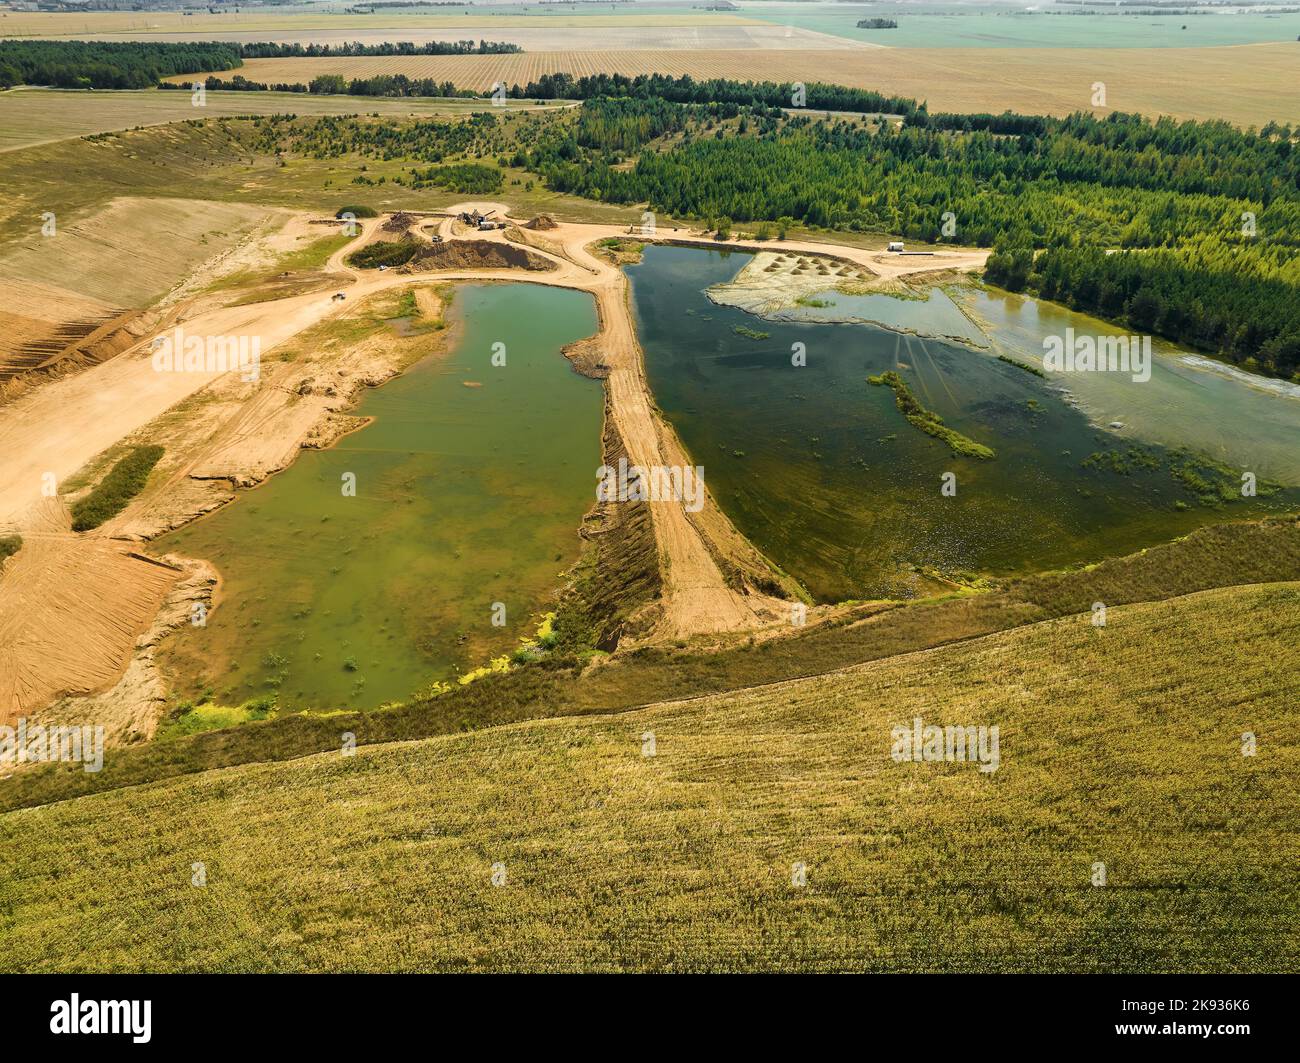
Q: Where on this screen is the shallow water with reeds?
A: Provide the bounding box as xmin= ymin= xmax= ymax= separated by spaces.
xmin=630 ymin=245 xmax=1300 ymax=602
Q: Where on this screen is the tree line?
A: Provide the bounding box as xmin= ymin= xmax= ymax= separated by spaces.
xmin=236 ymin=40 xmax=521 ymax=58
xmin=526 ymin=101 xmax=1299 ymax=376
xmin=0 ymin=40 xmax=243 ymax=90
xmin=0 ymin=39 xmax=519 ymax=90
xmin=503 ymin=72 xmax=922 ymax=118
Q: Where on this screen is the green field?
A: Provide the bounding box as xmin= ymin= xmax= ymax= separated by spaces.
xmin=0 ymin=87 xmax=571 ymax=153
xmin=2 ymin=580 xmax=1295 ymax=972
xmin=747 ymin=4 xmax=1300 ymax=48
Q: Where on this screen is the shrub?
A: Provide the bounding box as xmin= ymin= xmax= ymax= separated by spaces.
xmin=70 ymin=446 xmax=165 ymax=531
xmin=346 ymin=238 xmax=421 ymax=269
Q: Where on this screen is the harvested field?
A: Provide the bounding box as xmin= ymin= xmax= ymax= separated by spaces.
xmin=172 ymin=42 xmax=1300 ymax=127
xmin=46 ymin=23 xmax=868 ymax=52
xmin=0 ymin=11 xmax=760 ymax=37
xmin=0 ymin=196 xmax=281 ymax=308
xmin=1 ymin=581 xmax=1295 ymax=972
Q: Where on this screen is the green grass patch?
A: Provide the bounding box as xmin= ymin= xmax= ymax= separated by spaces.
xmin=69 ymin=445 xmax=164 ymax=531
xmin=867 ymin=371 xmax=995 ymax=459
xmin=406 ymin=163 xmax=502 ymax=195
xmin=335 ymin=204 xmax=377 ymax=218
xmin=996 ymin=354 xmax=1045 ymax=378
xmin=733 ymin=325 xmax=770 ymax=341
xmin=156 ymin=695 xmax=278 ymax=742
xmin=347 ymin=237 xmax=421 ymax=270
xmin=276 ymin=231 xmax=353 ymax=272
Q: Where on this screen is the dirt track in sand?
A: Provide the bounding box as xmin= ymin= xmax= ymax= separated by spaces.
xmin=0 ymin=208 xmax=986 ymax=718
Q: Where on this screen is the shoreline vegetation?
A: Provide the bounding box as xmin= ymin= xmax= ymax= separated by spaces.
xmin=997 ymin=354 xmax=1047 ymax=378
xmin=867 ymin=371 xmax=996 ymax=459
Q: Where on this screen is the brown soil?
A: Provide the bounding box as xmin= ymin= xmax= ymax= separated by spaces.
xmin=0 ymin=526 xmax=180 ymax=724
xmin=402 ymin=238 xmax=557 ymax=273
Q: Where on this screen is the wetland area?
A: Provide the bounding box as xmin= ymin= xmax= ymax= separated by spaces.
xmin=632 ymin=245 xmax=1300 ymax=601
xmin=154 ymin=245 xmax=1300 ymax=713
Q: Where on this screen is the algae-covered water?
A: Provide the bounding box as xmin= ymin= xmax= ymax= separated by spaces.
xmin=157 ymin=283 xmax=601 ymax=711
xmin=630 ymin=245 xmax=1300 ymax=602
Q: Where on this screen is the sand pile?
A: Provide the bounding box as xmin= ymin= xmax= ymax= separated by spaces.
xmin=383 ymin=211 xmax=420 ymax=234
xmin=526 ymin=214 xmax=559 ymax=231
xmin=403 ymin=239 xmax=557 ymax=273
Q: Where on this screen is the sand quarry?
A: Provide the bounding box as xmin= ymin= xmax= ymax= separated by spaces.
xmin=0 ymin=201 xmax=986 ymax=743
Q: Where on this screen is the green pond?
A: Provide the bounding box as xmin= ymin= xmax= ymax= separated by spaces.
xmin=629 ymin=245 xmax=1300 ymax=603
xmin=157 ymin=283 xmax=601 ymax=711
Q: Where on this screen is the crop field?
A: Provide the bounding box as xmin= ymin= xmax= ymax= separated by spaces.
xmin=745 ymin=6 xmax=1300 ymax=50
xmin=0 ymin=88 xmax=572 ymax=153
xmin=9 ymin=5 xmax=1300 ymax=50
xmin=0 ymin=196 xmax=277 ymax=308
xmin=1 ymin=582 xmax=1296 ymax=972
xmin=0 ymin=10 xmax=758 ymax=39
xmin=172 ymin=42 xmax=1300 ymax=127
xmin=27 ymin=23 xmax=866 ymax=52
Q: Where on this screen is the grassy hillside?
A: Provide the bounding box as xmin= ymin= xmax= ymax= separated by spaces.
xmin=2 ymin=581 xmax=1296 ymax=973
xmin=3 ymin=515 xmax=1296 ymax=814
xmin=0 ymin=113 xmax=639 ymax=253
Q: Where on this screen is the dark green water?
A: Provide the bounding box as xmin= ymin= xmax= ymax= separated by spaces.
xmin=630 ymin=245 xmax=1299 ymax=602
xmin=158 ymin=283 xmax=601 ymax=710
